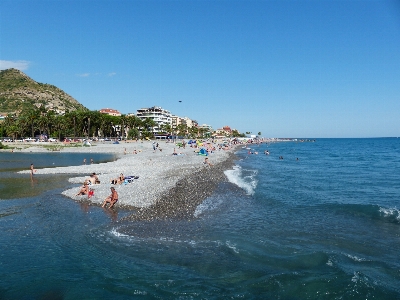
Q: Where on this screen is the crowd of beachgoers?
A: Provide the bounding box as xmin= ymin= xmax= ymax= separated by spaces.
xmin=12 ymin=138 xmax=267 ymax=218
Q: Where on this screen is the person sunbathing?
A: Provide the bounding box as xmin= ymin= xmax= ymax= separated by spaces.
xmin=84 ymin=172 xmax=100 ymax=185
xmin=75 ymin=182 xmax=89 ymax=196
xmin=102 ymin=187 xmax=118 ymax=209
xmin=110 ymin=173 xmax=125 ymax=185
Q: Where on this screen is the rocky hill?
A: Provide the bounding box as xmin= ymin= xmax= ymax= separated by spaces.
xmin=0 ymin=68 xmax=87 ymax=114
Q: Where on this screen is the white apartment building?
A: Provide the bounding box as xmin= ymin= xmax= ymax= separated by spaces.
xmin=136 ymin=106 xmax=172 ymax=134
xmin=198 ymin=124 xmax=213 ymax=132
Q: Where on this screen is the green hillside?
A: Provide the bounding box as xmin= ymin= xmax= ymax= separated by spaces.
xmin=0 ymin=68 xmax=87 ymax=114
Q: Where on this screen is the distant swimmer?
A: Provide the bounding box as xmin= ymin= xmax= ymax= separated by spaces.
xmin=279 ymin=156 xmax=284 ymax=160
xmin=264 ymin=150 xmax=270 ymax=155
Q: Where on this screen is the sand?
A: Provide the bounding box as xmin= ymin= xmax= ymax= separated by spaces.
xmin=15 ymin=140 xmax=239 ymax=219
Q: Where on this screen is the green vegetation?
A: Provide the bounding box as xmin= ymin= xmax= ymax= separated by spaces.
xmin=0 ymin=105 xmax=222 ymax=141
xmin=0 ymin=68 xmax=245 ymax=140
xmin=0 ymin=68 xmax=87 ymax=114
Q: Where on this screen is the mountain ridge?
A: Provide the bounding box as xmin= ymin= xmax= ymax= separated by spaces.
xmin=0 ymin=68 xmax=87 ymax=114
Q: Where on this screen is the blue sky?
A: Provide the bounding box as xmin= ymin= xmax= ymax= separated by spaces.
xmin=1 ymin=0 xmax=399 ymax=138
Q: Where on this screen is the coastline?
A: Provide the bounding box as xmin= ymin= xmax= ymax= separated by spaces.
xmin=14 ymin=140 xmax=240 ymax=217
xmin=122 ymin=151 xmax=238 ymax=221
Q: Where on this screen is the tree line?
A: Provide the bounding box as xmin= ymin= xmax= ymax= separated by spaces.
xmin=0 ymin=106 xmax=243 ymax=141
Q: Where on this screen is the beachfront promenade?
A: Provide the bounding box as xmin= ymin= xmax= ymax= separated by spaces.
xmin=15 ymin=140 xmax=239 ymax=218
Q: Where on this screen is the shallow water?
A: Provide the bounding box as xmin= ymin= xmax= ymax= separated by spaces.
xmin=1 ymin=139 xmax=400 ymax=299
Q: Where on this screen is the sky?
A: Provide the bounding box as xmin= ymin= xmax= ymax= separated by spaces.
xmin=1 ymin=0 xmax=400 ymax=138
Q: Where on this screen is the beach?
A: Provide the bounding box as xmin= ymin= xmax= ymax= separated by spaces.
xmin=15 ymin=140 xmax=238 ymax=218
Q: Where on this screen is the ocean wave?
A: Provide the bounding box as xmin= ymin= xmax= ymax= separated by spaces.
xmin=326 ymin=203 xmax=400 ymax=224
xmin=194 ymin=196 xmax=223 ymax=217
xmin=379 ymin=207 xmax=400 ymax=222
xmin=224 ymin=165 xmax=258 ymax=195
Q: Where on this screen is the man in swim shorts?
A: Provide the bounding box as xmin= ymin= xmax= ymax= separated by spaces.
xmin=102 ymin=187 xmax=118 ymax=209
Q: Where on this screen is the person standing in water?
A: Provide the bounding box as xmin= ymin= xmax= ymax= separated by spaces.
xmin=30 ymin=163 xmax=35 ymax=176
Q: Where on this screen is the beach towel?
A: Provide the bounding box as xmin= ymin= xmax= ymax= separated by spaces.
xmin=124 ymin=176 xmax=139 ymax=184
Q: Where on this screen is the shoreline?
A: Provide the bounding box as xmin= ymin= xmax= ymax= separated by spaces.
xmin=14 ymin=140 xmax=241 ymax=217
xmin=122 ymin=151 xmax=238 ymax=221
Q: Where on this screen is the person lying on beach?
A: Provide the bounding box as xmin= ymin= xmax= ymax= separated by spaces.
xmin=110 ymin=173 xmax=125 ymax=185
xmin=102 ymin=187 xmax=118 ymax=209
xmin=75 ymin=182 xmax=89 ymax=196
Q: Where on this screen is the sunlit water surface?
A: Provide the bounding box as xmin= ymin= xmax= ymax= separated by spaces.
xmin=0 ymin=139 xmax=399 ymax=299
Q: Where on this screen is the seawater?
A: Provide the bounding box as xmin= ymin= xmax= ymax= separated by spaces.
xmin=0 ymin=139 xmax=399 ymax=299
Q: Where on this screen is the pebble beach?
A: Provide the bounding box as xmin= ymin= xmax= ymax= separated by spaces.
xmin=16 ymin=140 xmax=238 ymax=219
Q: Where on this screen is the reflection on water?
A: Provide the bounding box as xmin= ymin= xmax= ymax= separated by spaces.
xmin=102 ymin=207 xmax=118 ymax=222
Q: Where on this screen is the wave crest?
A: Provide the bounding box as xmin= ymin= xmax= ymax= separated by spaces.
xmin=224 ymin=165 xmax=257 ymax=195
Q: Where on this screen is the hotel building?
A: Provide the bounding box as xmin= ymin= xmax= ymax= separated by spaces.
xmin=136 ymin=106 xmax=172 ymax=134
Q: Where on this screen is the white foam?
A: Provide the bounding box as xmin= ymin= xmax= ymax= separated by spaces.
xmin=379 ymin=207 xmax=400 ymax=220
xmin=224 ymin=165 xmax=257 ymax=195
xmin=344 ymin=253 xmax=368 ymax=262
xmin=225 ymin=240 xmax=239 ymax=253
xmin=110 ymin=227 xmax=130 ymax=238
xmin=194 ymin=196 xmax=223 ymax=217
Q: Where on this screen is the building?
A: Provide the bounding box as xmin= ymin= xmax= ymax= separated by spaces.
xmin=99 ymin=108 xmax=121 ymax=116
xmin=172 ymin=116 xmax=196 ymax=128
xmin=136 ymin=106 xmax=172 ymax=134
xmin=214 ymin=125 xmax=233 ymax=137
xmin=198 ymin=124 xmax=213 ymax=132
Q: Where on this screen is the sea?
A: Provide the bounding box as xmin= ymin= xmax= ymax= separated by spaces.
xmin=0 ymin=138 xmax=399 ymax=299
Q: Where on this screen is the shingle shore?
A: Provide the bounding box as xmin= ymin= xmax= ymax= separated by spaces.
xmin=16 ymin=141 xmax=239 ymax=217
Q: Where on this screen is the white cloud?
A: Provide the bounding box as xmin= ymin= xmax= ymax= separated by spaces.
xmin=76 ymin=72 xmax=116 ymax=77
xmin=77 ymin=73 xmax=90 ymax=77
xmin=0 ymin=60 xmax=30 ymax=70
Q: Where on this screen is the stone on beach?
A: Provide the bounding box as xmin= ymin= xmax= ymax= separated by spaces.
xmin=17 ymin=141 xmax=237 ymax=217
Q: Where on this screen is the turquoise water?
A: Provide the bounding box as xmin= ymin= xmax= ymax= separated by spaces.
xmin=0 ymin=139 xmax=399 ymax=299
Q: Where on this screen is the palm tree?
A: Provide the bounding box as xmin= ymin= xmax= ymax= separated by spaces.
xmin=53 ymin=114 xmax=67 ymax=140
xmin=45 ymin=110 xmax=56 ymax=137
xmin=6 ymin=125 xmax=20 ymax=141
xmin=119 ymin=114 xmax=127 ymax=140
xmin=142 ymin=118 xmax=157 ymax=137
xmin=24 ymin=108 xmax=40 ymax=138
xmin=176 ymin=123 xmax=187 ymax=138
